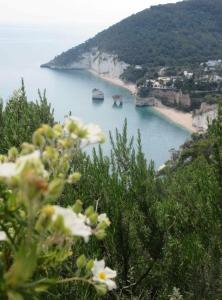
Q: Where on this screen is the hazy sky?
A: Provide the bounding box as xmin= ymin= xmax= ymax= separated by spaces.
xmin=0 ymin=0 xmax=180 ymax=30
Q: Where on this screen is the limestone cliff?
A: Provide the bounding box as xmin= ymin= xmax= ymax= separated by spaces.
xmin=135 ymin=97 xmax=160 ymax=107
xmin=42 ymin=49 xmax=129 ymax=80
xmin=192 ymin=103 xmax=217 ymax=131
xmin=136 ymin=89 xmax=191 ymax=109
xmin=152 ymin=89 xmax=191 ymax=109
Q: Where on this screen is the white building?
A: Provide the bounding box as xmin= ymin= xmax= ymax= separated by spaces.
xmin=184 ymin=71 xmax=193 ymax=79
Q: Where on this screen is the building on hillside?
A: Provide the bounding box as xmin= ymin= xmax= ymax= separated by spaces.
xmin=201 ymin=59 xmax=222 ymax=70
xmin=212 ymin=74 xmax=222 ymax=82
xmin=184 ymin=71 xmax=193 ymax=79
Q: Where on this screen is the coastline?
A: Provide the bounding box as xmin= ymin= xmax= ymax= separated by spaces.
xmin=89 ymin=69 xmax=137 ymax=94
xmin=89 ymin=69 xmax=196 ymax=133
xmin=154 ymin=106 xmax=196 ymax=133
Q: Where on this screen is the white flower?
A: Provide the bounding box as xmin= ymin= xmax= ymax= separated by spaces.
xmin=64 ymin=117 xmax=83 ymax=129
xmin=16 ymin=151 xmax=46 ymax=176
xmin=0 ymin=231 xmax=7 ymax=241
xmin=85 ymin=123 xmax=105 ymax=144
xmin=17 ymin=150 xmax=40 ymax=163
xmin=64 ymin=117 xmax=105 ymax=146
xmin=0 ymin=163 xmax=17 ymax=178
xmin=92 ymin=260 xmax=117 ymax=290
xmin=98 ymin=213 xmax=111 ymax=226
xmin=0 ymin=150 xmax=47 ymax=180
xmin=51 ymin=206 xmax=92 ymax=242
xmin=64 ymin=117 xmax=84 ymax=138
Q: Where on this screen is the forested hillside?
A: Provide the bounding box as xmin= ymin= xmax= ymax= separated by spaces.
xmin=46 ymin=0 xmax=222 ymax=67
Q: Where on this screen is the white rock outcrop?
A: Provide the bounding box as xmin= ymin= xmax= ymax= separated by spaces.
xmin=192 ymin=103 xmax=217 ymax=131
xmin=52 ymin=49 xmax=129 ymax=80
xmin=90 ymin=51 xmax=129 ymax=79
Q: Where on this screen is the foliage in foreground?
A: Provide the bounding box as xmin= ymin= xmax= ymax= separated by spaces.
xmin=1 ymin=86 xmax=222 ymax=299
xmin=0 ymin=117 xmax=116 ymax=299
xmin=0 ymin=80 xmax=54 ymax=153
xmin=50 ymin=114 xmax=222 ymax=300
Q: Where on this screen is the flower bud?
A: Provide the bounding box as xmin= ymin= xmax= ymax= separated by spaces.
xmin=68 ymin=172 xmax=81 ymax=184
xmin=95 ymin=284 xmax=107 ymax=296
xmin=95 ymin=229 xmax=106 ymax=240
xmin=98 ymin=214 xmax=111 ymax=228
xmin=32 ymin=131 xmax=45 ymax=147
xmin=77 ymin=128 xmax=88 ymax=138
xmin=36 ymin=205 xmax=55 ymax=230
xmin=58 ymin=138 xmax=74 ymax=149
xmin=0 ymin=155 xmax=7 ymax=163
xmin=43 ymin=146 xmax=59 ymax=161
xmin=47 ymin=179 xmax=64 ymax=199
xmin=61 ymin=160 xmax=69 ymax=174
xmin=21 ymin=143 xmax=35 ymax=155
xmin=8 ymin=147 xmax=18 ymax=161
xmin=36 ymin=127 xmax=44 ymax=135
xmin=42 ymin=205 xmax=55 ymax=217
xmin=97 ymin=221 xmax=109 ymax=230
xmin=53 ymin=215 xmax=65 ymax=231
xmin=53 ymin=124 xmax=63 ymax=137
xmin=86 ymin=259 xmax=94 ymax=271
xmin=42 ymin=124 xmax=54 ymax=139
xmin=76 ymin=254 xmax=86 ymax=269
xmin=66 ymin=121 xmax=78 ymax=133
xmin=73 ymin=200 xmax=83 ymax=214
xmin=85 ymin=206 xmax=94 ymax=217
xmin=89 ymin=213 xmax=98 ymax=225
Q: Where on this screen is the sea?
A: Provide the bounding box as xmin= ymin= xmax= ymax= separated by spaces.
xmin=0 ymin=24 xmax=190 ymax=167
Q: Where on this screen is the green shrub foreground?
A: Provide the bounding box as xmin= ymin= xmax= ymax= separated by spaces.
xmin=1 ymin=84 xmax=222 ymax=299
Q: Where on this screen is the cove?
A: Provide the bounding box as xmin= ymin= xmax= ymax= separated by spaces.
xmin=0 ymin=25 xmax=190 ymax=167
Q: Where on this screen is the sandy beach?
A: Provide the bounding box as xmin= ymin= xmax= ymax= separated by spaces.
xmin=89 ymin=69 xmax=196 ymax=132
xmin=154 ymin=106 xmax=196 ymax=132
xmin=89 ymin=69 xmax=137 ymax=94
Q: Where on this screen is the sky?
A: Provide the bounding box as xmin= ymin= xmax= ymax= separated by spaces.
xmin=0 ymin=0 xmax=181 ymax=45
xmin=0 ymin=0 xmax=180 ymax=30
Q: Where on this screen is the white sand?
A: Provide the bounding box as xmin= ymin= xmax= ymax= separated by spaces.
xmin=89 ymin=69 xmax=196 ymax=132
xmin=89 ymin=69 xmax=137 ymax=94
xmin=154 ymin=106 xmax=196 ymax=132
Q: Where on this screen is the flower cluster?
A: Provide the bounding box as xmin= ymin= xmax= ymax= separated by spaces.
xmin=0 ymin=117 xmax=116 ymax=298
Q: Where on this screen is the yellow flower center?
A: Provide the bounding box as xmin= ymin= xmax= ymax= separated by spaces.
xmin=42 ymin=205 xmax=55 ymax=217
xmin=99 ymin=272 xmax=106 ymax=280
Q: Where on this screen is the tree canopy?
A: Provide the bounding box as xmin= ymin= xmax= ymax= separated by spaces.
xmin=46 ymin=0 xmax=222 ymax=68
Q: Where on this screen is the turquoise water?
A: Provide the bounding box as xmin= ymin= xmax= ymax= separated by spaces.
xmin=0 ymin=25 xmax=190 ymax=167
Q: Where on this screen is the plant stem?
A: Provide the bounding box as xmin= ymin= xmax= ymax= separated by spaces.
xmin=56 ymin=277 xmax=91 ymax=285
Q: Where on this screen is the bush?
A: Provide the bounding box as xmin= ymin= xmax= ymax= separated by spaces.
xmin=0 ymin=117 xmax=116 ymax=299
xmin=0 ymin=80 xmax=54 ymax=153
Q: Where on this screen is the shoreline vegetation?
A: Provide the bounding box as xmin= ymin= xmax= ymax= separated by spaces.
xmin=89 ymin=69 xmax=197 ymax=133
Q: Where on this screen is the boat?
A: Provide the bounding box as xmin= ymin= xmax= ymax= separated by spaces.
xmin=92 ymin=88 xmax=104 ymax=100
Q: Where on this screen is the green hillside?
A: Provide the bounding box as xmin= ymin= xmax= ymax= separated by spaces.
xmin=44 ymin=0 xmax=222 ymax=68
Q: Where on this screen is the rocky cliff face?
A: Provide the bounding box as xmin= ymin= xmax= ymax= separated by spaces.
xmin=136 ymin=89 xmax=191 ymax=109
xmin=192 ymin=103 xmax=217 ymax=131
xmin=43 ymin=49 xmax=129 ymax=80
xmin=152 ymin=89 xmax=191 ymax=109
xmin=90 ymin=51 xmax=129 ymax=79
xmin=135 ymin=97 xmax=161 ymax=107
